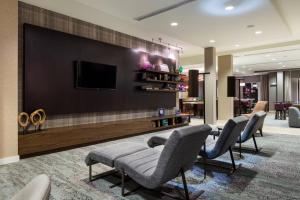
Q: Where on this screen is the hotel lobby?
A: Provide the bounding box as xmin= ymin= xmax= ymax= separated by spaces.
xmin=1 ymin=0 xmax=300 ymax=200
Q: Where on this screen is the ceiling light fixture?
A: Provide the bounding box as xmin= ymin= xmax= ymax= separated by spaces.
xmin=255 ymin=30 xmax=262 ymax=35
xmin=265 ymin=54 xmax=270 ymax=57
xmin=225 ymin=5 xmax=235 ymax=11
xmin=282 ymin=65 xmax=286 ymax=68
xmin=170 ymin=22 xmax=178 ymax=27
xmin=235 ymin=44 xmax=240 ymax=47
xmin=209 ymin=39 xmax=216 ymax=43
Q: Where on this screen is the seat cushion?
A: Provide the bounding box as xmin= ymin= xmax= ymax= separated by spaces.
xmin=85 ymin=142 xmax=148 ymax=167
xmin=114 ymin=148 xmax=161 ymax=188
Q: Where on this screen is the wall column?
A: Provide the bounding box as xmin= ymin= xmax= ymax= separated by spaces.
xmin=277 ymin=71 xmax=284 ymax=102
xmin=0 ymin=0 xmax=19 ymax=164
xmin=204 ymin=47 xmax=217 ymax=124
xmin=218 ymin=55 xmax=234 ymax=120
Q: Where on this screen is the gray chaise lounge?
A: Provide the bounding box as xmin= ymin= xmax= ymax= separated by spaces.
xmin=236 ymin=111 xmax=266 ymax=154
xmin=85 ymin=125 xmax=211 ymax=199
xmin=148 ymin=116 xmax=248 ymax=172
xmin=199 ymin=116 xmax=248 ymax=172
xmin=288 ymin=107 xmax=300 ymax=128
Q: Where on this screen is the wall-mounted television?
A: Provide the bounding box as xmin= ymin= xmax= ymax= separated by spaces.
xmin=75 ymin=61 xmax=117 ymax=89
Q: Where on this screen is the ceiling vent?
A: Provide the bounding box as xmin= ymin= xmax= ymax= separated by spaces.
xmin=134 ymin=0 xmax=197 ymax=21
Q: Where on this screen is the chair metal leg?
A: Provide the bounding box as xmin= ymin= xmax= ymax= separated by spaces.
xmin=229 ymin=147 xmax=236 ymax=171
xmin=89 ymin=165 xmax=92 ymax=182
xmin=252 ymin=135 xmax=259 ymax=153
xmin=121 ymin=170 xmax=125 ymax=196
xmin=88 ymin=165 xmax=117 ymax=182
xmin=259 ymin=128 xmax=263 ymax=137
xmin=180 ymin=169 xmax=190 ymax=200
xmin=239 ymin=134 xmax=242 ymax=158
xmin=203 ymin=158 xmax=207 ymax=179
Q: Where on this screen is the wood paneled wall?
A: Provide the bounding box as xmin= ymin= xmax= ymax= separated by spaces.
xmin=18 ymin=2 xmax=177 ymax=130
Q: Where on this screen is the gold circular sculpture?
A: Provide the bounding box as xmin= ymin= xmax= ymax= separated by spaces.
xmin=30 ymin=110 xmax=42 ymax=126
xmin=36 ymin=109 xmax=46 ymax=125
xmin=18 ymin=112 xmax=30 ymax=128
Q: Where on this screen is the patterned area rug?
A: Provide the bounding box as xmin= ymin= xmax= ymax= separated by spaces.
xmin=1 ymin=128 xmax=300 ymax=200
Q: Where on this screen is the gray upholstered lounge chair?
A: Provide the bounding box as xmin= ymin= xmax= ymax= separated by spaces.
xmin=236 ymin=111 xmax=266 ymax=154
xmin=114 ymin=125 xmax=211 ymax=199
xmin=199 ymin=116 xmax=248 ymax=172
xmin=11 ymin=174 xmax=51 ymax=200
xmin=288 ymin=107 xmax=300 ymax=128
xmin=256 ymin=112 xmax=267 ymax=136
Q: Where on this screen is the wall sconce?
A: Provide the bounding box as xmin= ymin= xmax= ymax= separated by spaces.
xmin=240 ymin=82 xmax=246 ymax=87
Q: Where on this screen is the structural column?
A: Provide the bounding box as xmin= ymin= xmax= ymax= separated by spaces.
xmin=218 ymin=55 xmax=234 ymax=120
xmin=204 ymin=47 xmax=217 ymax=124
xmin=0 ymin=0 xmax=18 ymax=164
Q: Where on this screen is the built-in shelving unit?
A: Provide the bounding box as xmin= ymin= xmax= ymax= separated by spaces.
xmin=18 ymin=115 xmax=189 ymax=157
xmin=137 ymin=69 xmax=185 ymax=93
xmin=140 ymin=88 xmax=179 ymax=93
xmin=151 ymin=114 xmax=189 ymax=129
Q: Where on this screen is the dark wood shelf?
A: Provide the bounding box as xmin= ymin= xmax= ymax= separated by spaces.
xmin=150 ymin=114 xmax=188 ymax=121
xmin=154 ymin=122 xmax=189 ymax=130
xmin=151 ymin=114 xmax=189 ymax=129
xmin=138 ymin=69 xmax=182 ymax=76
xmin=141 ymin=88 xmax=179 ymax=93
xmin=142 ymin=78 xmax=184 ymax=84
xmin=19 ymin=116 xmax=189 ymax=157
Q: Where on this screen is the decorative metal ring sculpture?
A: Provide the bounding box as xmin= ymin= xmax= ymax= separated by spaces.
xmin=30 ymin=110 xmax=42 ymax=126
xmin=36 ymin=109 xmax=46 ymax=125
xmin=18 ymin=112 xmax=30 ymax=128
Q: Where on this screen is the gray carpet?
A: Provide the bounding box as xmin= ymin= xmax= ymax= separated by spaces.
xmin=264 ymin=114 xmax=290 ymax=128
xmin=1 ymin=127 xmax=300 ymax=200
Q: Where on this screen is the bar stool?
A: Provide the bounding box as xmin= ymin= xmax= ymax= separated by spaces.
xmin=275 ymin=103 xmax=285 ymax=120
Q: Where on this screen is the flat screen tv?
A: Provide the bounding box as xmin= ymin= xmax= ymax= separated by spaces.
xmin=75 ymin=61 xmax=117 ymax=89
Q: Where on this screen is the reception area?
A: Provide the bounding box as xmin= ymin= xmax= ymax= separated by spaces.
xmin=1 ymin=0 xmax=300 ymax=200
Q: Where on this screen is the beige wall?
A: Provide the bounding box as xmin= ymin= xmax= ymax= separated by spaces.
xmin=180 ymin=54 xmax=204 ymax=66
xmin=218 ymin=55 xmax=234 ymax=120
xmin=0 ymin=0 xmax=18 ymax=160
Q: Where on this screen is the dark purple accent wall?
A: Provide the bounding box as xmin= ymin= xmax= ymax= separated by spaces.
xmin=24 ymin=24 xmax=176 ymax=115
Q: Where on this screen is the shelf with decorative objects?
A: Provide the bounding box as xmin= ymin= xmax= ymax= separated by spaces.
xmin=151 ymin=114 xmax=190 ymax=129
xmin=136 ymin=69 xmax=186 ymax=93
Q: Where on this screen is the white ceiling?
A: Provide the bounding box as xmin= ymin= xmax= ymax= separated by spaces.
xmin=20 ymin=0 xmax=300 ymax=73
xmin=20 ymin=0 xmax=300 ymax=57
xmin=234 ymin=44 xmax=300 ymax=75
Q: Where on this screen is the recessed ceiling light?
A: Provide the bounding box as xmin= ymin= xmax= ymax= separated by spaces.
xmin=255 ymin=30 xmax=263 ymax=35
xmin=225 ymin=5 xmax=235 ymax=11
xmin=282 ymin=65 xmax=286 ymax=68
xmin=170 ymin=22 xmax=178 ymax=27
xmin=265 ymin=54 xmax=270 ymax=57
xmin=235 ymin=44 xmax=240 ymax=47
xmin=271 ymin=58 xmax=277 ymax=61
xmin=209 ymin=39 xmax=216 ymax=43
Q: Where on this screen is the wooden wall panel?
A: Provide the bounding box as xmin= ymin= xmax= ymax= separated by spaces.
xmin=18 ymin=2 xmax=177 ymax=130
